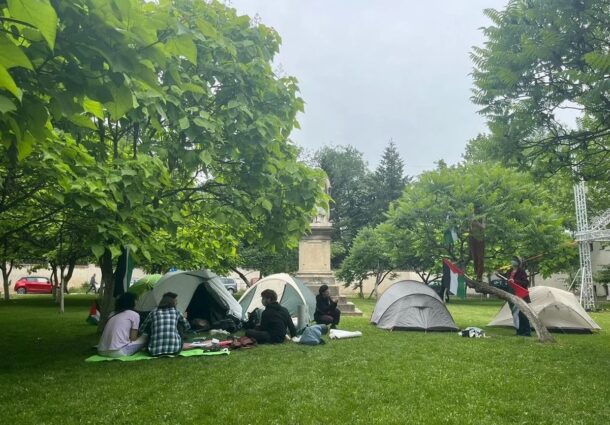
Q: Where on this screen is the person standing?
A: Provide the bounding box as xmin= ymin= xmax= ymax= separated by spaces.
xmin=245 ymin=289 xmax=296 ymax=344
xmin=86 ymin=274 xmax=98 ymax=294
xmin=507 ymin=256 xmax=531 ymax=337
xmin=314 ymin=284 xmax=341 ymax=328
xmin=139 ymin=292 xmax=190 ymax=356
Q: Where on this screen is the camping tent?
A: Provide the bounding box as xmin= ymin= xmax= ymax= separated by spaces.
xmin=132 ymin=270 xmax=242 ymax=322
xmin=238 ymin=273 xmax=316 ymax=322
xmin=371 ymin=280 xmax=458 ymax=331
xmin=488 ymin=286 xmax=601 ymax=333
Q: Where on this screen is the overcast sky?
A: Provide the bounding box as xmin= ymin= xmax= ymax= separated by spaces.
xmin=229 ymin=1 xmax=508 ymax=174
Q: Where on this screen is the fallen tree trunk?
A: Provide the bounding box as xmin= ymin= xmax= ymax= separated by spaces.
xmin=463 ymin=276 xmax=555 ymax=343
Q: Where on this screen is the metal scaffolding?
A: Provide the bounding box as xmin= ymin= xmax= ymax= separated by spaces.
xmin=573 ymin=181 xmax=610 ymax=311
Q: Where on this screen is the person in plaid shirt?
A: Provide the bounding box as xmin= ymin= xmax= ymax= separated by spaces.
xmin=139 ymin=292 xmax=190 ymax=356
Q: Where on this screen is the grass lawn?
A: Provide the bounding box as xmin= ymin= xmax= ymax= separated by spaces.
xmin=1 ymin=295 xmax=609 ymax=425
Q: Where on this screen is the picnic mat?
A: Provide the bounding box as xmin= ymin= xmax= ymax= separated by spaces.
xmin=86 ymin=348 xmax=230 ymax=362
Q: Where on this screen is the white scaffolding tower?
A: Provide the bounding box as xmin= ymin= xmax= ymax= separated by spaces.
xmin=573 ymin=181 xmax=610 ymax=310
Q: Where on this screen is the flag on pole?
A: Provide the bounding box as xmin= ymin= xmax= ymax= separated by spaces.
xmin=442 ymin=258 xmax=466 ymax=298
xmin=443 ymin=228 xmax=458 ymax=246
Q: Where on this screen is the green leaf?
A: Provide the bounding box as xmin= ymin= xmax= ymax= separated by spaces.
xmin=0 ymin=64 xmax=22 ymax=100
xmin=8 ymin=0 xmax=58 ymax=49
xmin=83 ymin=97 xmax=104 ymax=119
xmin=165 ymin=34 xmax=197 ymax=64
xmin=67 ymin=114 xmax=97 ymax=130
xmin=260 ymin=198 xmax=273 ymax=212
xmin=17 ymin=131 xmax=34 ymax=160
xmin=0 ymin=95 xmax=16 ymax=113
xmin=91 ymin=244 xmax=105 ymax=259
xmin=198 ymin=150 xmax=212 ymax=165
xmin=178 ymin=117 xmax=189 ymax=130
xmin=109 ymin=245 xmax=122 ymax=259
xmin=0 ymin=34 xmax=33 ymax=70
xmin=105 ymin=84 xmax=134 ymax=120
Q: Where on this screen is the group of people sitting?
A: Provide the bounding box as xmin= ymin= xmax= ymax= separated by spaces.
xmin=97 ymin=284 xmax=343 ymax=357
xmin=97 ymin=291 xmax=189 ymax=357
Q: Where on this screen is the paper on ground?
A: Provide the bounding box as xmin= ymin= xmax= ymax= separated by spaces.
xmin=329 ymin=329 xmax=362 ymax=339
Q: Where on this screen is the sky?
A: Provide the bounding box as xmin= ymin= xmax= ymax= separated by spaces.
xmin=229 ymin=0 xmax=509 ymax=174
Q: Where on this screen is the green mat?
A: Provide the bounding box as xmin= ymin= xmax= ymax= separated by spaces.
xmin=86 ymin=348 xmax=230 ymax=362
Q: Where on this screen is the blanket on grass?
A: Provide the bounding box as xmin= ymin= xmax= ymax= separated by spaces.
xmin=86 ymin=348 xmax=230 ymax=362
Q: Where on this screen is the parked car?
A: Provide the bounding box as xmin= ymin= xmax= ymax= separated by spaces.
xmin=219 ymin=277 xmax=238 ymax=294
xmin=14 ymin=276 xmax=53 ymax=294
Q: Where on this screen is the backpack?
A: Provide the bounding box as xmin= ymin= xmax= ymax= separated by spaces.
xmin=212 ymin=318 xmax=241 ymax=333
xmin=299 ymin=324 xmax=328 ymax=345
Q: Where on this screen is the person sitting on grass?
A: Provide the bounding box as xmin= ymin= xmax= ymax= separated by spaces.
xmin=245 ymin=289 xmax=296 ymax=344
xmin=139 ymin=292 xmax=190 ymax=356
xmin=314 ymin=284 xmax=341 ymax=328
xmin=97 ymin=292 xmax=147 ymax=358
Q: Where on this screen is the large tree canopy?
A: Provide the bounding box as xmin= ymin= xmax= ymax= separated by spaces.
xmin=0 ymin=0 xmax=326 ymax=310
xmin=471 ymin=0 xmax=610 ymax=179
xmin=383 ymin=163 xmax=577 ymax=281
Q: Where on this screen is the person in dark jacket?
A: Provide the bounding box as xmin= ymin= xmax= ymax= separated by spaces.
xmin=506 ymin=256 xmax=531 ymax=337
xmin=314 ymin=284 xmax=341 ymax=328
xmin=245 ymin=289 xmax=296 ymax=344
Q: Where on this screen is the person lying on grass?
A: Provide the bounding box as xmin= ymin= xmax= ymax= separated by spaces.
xmin=245 ymin=289 xmax=296 ymax=344
xmin=97 ymin=292 xmax=148 ymax=358
xmin=139 ymin=292 xmax=191 ymax=356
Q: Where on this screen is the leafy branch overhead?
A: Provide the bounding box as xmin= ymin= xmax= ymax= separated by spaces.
xmin=0 ymin=1 xmax=326 ymax=308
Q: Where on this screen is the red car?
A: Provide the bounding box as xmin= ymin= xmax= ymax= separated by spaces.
xmin=14 ymin=276 xmax=53 ymax=294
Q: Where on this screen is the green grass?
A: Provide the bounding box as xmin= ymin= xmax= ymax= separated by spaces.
xmin=1 ymin=295 xmax=610 ymax=425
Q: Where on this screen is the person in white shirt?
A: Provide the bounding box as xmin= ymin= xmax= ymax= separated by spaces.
xmin=97 ymin=292 xmax=147 ymax=357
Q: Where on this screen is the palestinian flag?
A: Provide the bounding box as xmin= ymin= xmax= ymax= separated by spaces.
xmin=443 ymin=259 xmax=466 ymax=298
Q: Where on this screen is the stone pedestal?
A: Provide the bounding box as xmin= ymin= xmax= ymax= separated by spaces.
xmin=296 ymin=222 xmax=362 ymax=317
xmin=296 ymin=222 xmax=335 ymax=285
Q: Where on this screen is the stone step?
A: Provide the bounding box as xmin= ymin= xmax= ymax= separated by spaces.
xmin=341 ymin=307 xmax=364 ymax=317
xmin=306 ymin=284 xmax=340 ymax=297
xmin=338 ymin=301 xmax=363 ymax=316
xmin=338 ymin=302 xmax=356 ymax=312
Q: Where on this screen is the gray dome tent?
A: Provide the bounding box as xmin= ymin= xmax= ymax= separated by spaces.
xmin=238 ymin=273 xmax=316 ymax=322
xmin=371 ymin=280 xmax=458 ymax=331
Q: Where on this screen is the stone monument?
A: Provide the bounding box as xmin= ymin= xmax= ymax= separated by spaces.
xmin=296 ymin=179 xmax=362 ymax=316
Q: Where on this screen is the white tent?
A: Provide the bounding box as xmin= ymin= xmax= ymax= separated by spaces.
xmin=371 ymin=280 xmax=458 ymax=331
xmin=133 ymin=270 xmax=242 ymax=321
xmin=238 ymin=273 xmax=316 ymax=322
xmin=488 ymin=286 xmax=600 ymax=333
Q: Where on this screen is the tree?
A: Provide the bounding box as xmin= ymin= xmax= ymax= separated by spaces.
xmin=336 ymin=227 xmax=396 ymax=298
xmin=313 ymin=145 xmax=373 ymax=266
xmin=384 ymin=163 xmax=577 ymax=281
xmin=471 ymin=0 xmax=610 ymax=180
xmin=0 ymin=1 xmax=327 ymax=316
xmin=368 ymin=140 xmax=409 ymax=225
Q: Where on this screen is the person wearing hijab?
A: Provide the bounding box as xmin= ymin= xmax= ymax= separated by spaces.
xmin=314 ymin=284 xmax=341 ymax=328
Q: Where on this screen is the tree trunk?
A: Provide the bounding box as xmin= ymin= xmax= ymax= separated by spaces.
xmin=1 ymin=260 xmax=12 ymax=301
xmin=97 ymin=249 xmax=115 ymax=333
xmin=464 ymin=276 xmax=554 ymax=343
xmin=358 ymin=279 xmax=363 ymax=299
xmin=63 ymin=259 xmax=76 ymax=293
xmin=230 ymin=267 xmax=250 ymax=287
xmin=58 ymin=266 xmax=65 ymax=314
